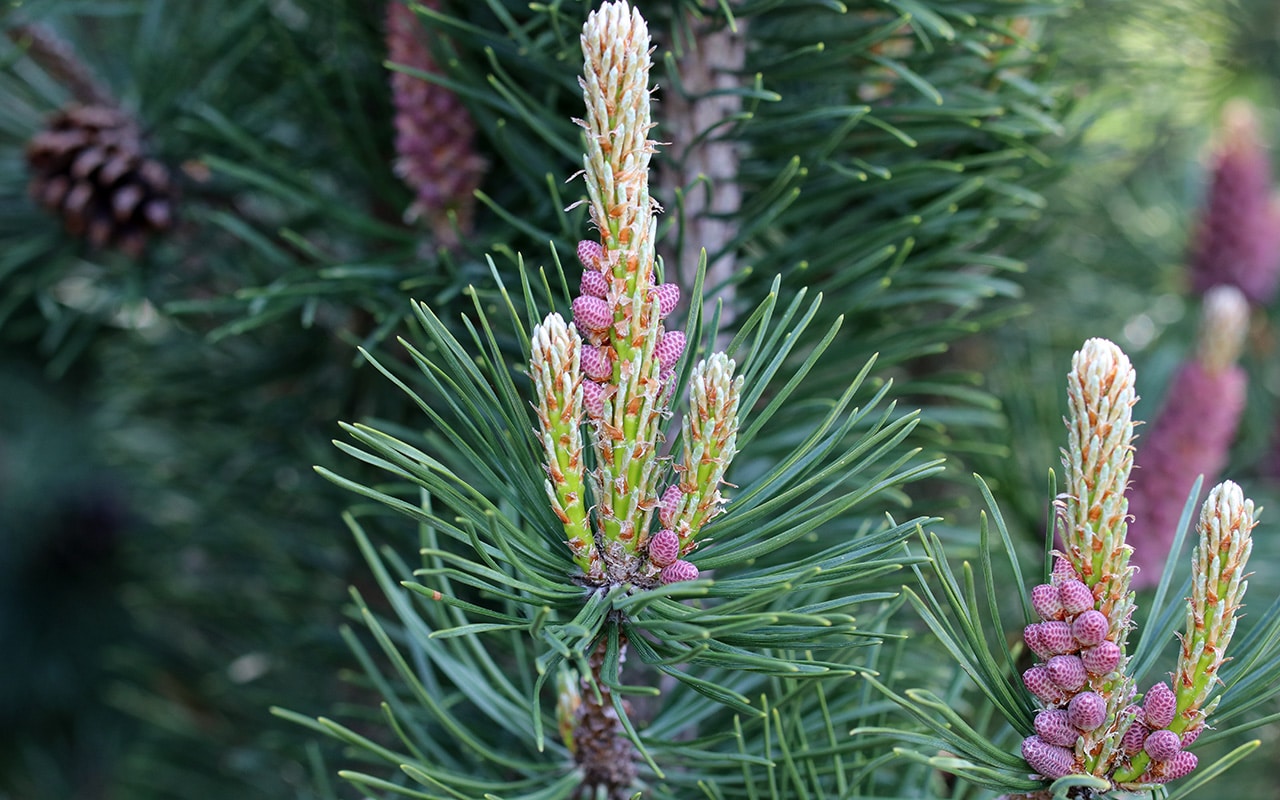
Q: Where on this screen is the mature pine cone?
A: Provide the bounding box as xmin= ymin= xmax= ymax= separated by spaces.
xmin=26 ymin=104 xmax=174 ymax=257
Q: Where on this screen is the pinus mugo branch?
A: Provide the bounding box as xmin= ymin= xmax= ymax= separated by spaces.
xmin=876 ymin=337 xmax=1280 ymax=797
xmin=299 ymin=2 xmax=944 ymax=799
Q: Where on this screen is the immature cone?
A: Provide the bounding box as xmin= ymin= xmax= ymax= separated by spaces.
xmin=1030 ymin=583 xmax=1063 ymax=621
xmin=1023 ymin=624 xmax=1051 ymax=659
xmin=1180 ymin=725 xmax=1204 ymax=747
xmin=1067 ymin=691 xmax=1107 ymax=732
xmin=1037 ymin=620 xmax=1074 ymax=655
xmin=1071 ymin=610 xmax=1109 ymax=647
xmin=386 ymin=0 xmax=485 ymax=244
xmin=1046 ymin=655 xmax=1087 ymax=692
xmin=1174 ymin=483 xmax=1254 ymax=722
xmin=26 ymin=104 xmax=173 ymax=257
xmin=1189 ymin=99 xmax=1280 ymax=304
xmin=646 ymin=529 xmax=679 ymax=568
xmin=670 ymin=353 xmax=743 ymax=551
xmin=1121 ymin=718 xmax=1150 ymax=756
xmin=577 ymin=1 xmax=669 ymax=582
xmin=1080 ymin=641 xmax=1121 ymax=676
xmin=1127 ymin=286 xmax=1248 ymax=588
xmin=1021 ymin=735 xmax=1073 ymax=780
xmin=1059 ymin=338 xmax=1138 ymax=621
xmin=1112 ymin=481 xmax=1257 ymax=787
xmin=1143 ymin=729 xmax=1182 ymax=762
xmin=657 ymin=484 xmax=683 ymax=529
xmin=659 ymin=559 xmax=699 ymax=584
xmin=1057 ymin=580 xmax=1094 ymax=616
xmin=1157 ymin=751 xmax=1198 ymax=782
xmin=1022 ymin=666 xmax=1064 ymax=705
xmin=565 ymin=0 xmax=745 ymax=591
xmin=1034 ymin=709 xmax=1078 ymax=747
xmin=1142 ymin=681 xmax=1177 ymax=729
xmin=1019 ymin=339 xmax=1141 ymax=784
xmin=530 ymin=314 xmax=600 ymax=579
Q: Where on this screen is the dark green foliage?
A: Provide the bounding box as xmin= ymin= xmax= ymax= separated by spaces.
xmin=0 ymin=0 xmax=1100 ymax=797
xmin=286 ymin=2 xmax=1076 ymax=798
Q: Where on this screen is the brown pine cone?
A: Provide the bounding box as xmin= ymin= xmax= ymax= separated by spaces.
xmin=26 ymin=104 xmax=174 ymax=257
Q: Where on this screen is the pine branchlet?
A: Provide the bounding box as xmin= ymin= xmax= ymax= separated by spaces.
xmin=533 ymin=1 xmax=742 ymax=594
xmin=1012 ymin=339 xmax=1260 ymax=792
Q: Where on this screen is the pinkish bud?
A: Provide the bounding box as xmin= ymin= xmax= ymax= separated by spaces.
xmin=580 ymin=269 xmax=608 ymax=299
xmin=1023 ymin=666 xmax=1065 ymax=705
xmin=648 ymin=529 xmax=680 ymax=568
xmin=1071 ymin=609 xmax=1109 ymax=647
xmin=580 ymin=344 xmax=612 ymax=382
xmin=1020 ymin=735 xmax=1074 ymax=779
xmin=1144 ymin=729 xmax=1182 ymax=762
xmin=1058 ymin=579 xmax=1094 ymax=615
xmin=1033 ymin=710 xmax=1078 ymax=747
xmin=658 ymin=484 xmax=682 ymax=528
xmin=1024 ymin=624 xmax=1051 ymax=660
xmin=1161 ymin=750 xmax=1198 ymax=781
xmin=577 ymin=240 xmax=603 ymax=270
xmin=650 ymin=282 xmax=679 ymax=317
xmin=1039 ymin=621 xmax=1076 ymax=655
xmin=1080 ymin=640 xmax=1121 ymax=675
xmin=582 ymin=379 xmax=604 ymax=417
xmin=659 ymin=559 xmax=699 ymax=584
xmin=1052 ymin=556 xmax=1077 ymax=582
xmin=1180 ymin=724 xmax=1204 ymax=747
xmin=572 ymin=294 xmax=612 ymax=333
xmin=1066 ymin=691 xmax=1106 ymax=731
xmin=1144 ymin=682 xmax=1177 ymax=729
xmin=655 ymin=329 xmax=686 ymax=370
xmin=1047 ymin=655 xmax=1087 ymax=692
xmin=1121 ymin=713 xmax=1150 ymax=755
xmin=1031 ymin=583 xmax=1064 ymax=621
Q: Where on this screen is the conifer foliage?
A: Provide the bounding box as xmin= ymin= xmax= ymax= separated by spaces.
xmin=300 ymin=5 xmax=942 ymax=797
xmin=7 ymin=1 xmax=1280 ymax=799
xmin=888 ymin=339 xmax=1280 ymax=798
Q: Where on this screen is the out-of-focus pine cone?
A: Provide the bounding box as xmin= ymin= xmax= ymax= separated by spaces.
xmin=25 ymin=104 xmax=174 ymax=257
xmin=385 ymin=1 xmax=486 ymax=246
xmin=1126 ymin=286 xmax=1249 ymax=588
xmin=1188 ymin=99 xmax=1280 ymax=304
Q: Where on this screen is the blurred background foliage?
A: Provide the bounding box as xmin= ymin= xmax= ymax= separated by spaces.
xmin=977 ymin=0 xmax=1280 ymax=526
xmin=1 ymin=0 xmax=1279 ymax=798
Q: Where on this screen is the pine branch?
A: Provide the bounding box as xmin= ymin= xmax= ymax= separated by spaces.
xmin=882 ymin=339 xmax=1280 ymax=795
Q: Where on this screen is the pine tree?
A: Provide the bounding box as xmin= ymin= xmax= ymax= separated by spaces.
xmin=5 ymin=1 xmax=1280 ymax=799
